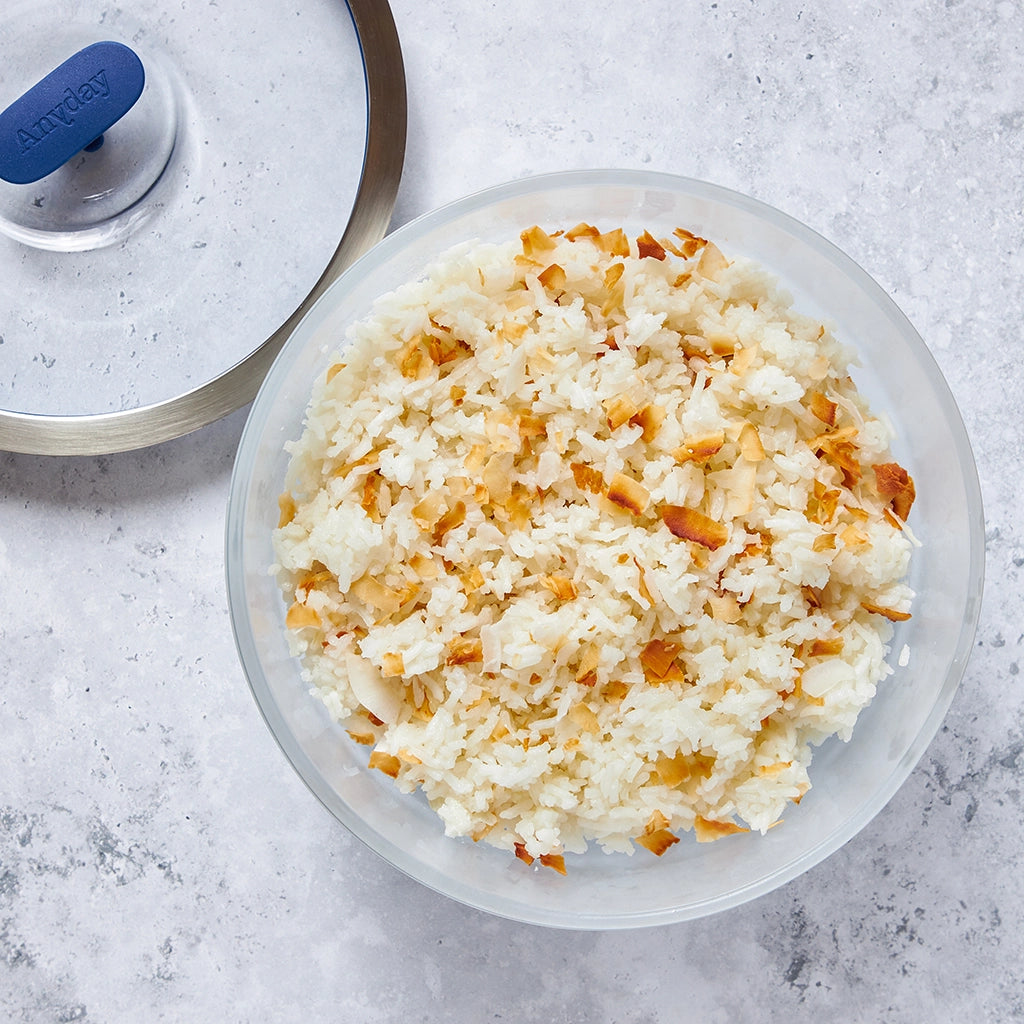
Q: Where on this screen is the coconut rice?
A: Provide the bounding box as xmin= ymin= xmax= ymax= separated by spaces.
xmin=272 ymin=223 xmax=916 ymax=869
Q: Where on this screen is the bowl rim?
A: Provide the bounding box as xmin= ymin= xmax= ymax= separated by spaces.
xmin=226 ymin=167 xmax=986 ymax=928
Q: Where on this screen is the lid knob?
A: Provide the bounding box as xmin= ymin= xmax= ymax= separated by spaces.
xmin=0 ymin=41 xmax=145 ymax=185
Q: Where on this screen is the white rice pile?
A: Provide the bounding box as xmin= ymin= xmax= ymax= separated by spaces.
xmin=272 ymin=224 xmax=916 ymax=868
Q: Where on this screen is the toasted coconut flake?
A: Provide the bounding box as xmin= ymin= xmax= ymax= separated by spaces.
xmin=659 ymin=235 xmax=686 ymax=258
xmin=707 ymin=593 xmax=742 ymax=623
xmin=680 ymin=334 xmax=709 ymax=359
xmin=672 ymin=431 xmax=725 ymax=464
xmin=809 ymin=390 xmax=838 ymax=426
xmin=809 ymin=481 xmax=841 ymax=525
xmin=636 ymin=230 xmax=667 ymax=260
xmin=708 ymin=330 xmax=737 ymax=356
xmin=640 ymin=639 xmax=684 ymax=681
xmin=810 ymin=425 xmax=859 ymax=450
xmin=518 ymin=412 xmax=547 ymax=438
xmin=465 ymin=444 xmax=488 ymax=473
xmin=636 ymin=828 xmax=680 ymax=856
xmin=514 ymin=842 xmax=535 ymax=866
xmin=604 ymin=394 xmax=640 ymax=431
xmin=346 ymin=729 xmax=376 ymax=746
xmin=409 ymin=552 xmax=440 ymax=581
xmin=397 ymin=748 xmax=422 ymax=765
xmin=883 ymin=508 xmax=903 ymax=530
xmin=607 ymin=473 xmax=650 ymax=515
xmin=296 ymin=565 xmax=333 ymax=595
xmin=432 ymin=333 xmax=465 ymax=365
xmin=722 ymin=460 xmax=757 ymax=518
xmin=351 ymin=575 xmax=403 ymax=615
xmin=411 ymin=700 xmax=434 ymax=723
xmin=661 ymin=505 xmax=729 ymax=550
xmin=433 ymin=501 xmax=467 ymax=545
xmin=538 ymin=263 xmax=567 ymax=293
xmin=737 ymin=422 xmax=766 ymax=462
xmin=482 ymin=454 xmax=513 ymax=507
xmin=694 ymin=816 xmax=749 ymax=843
xmin=332 ymin=450 xmax=379 ymax=479
xmin=361 ymin=472 xmax=383 ymax=519
xmin=447 ymin=476 xmax=471 ymax=499
xmin=285 ymin=602 xmax=320 ymax=630
xmin=411 ymin=491 xmax=446 ymax=530
xmin=278 ymin=492 xmax=297 ymax=528
xmin=325 ymin=362 xmax=347 ymax=383
xmin=569 ymin=703 xmax=601 ymax=734
xmin=630 ymin=404 xmax=666 ymax=442
xmin=571 ymin=461 xmax=606 ymax=494
xmin=506 ymin=482 xmax=533 ymax=530
xmin=396 ymin=334 xmax=427 ymax=379
xmin=757 ymin=761 xmax=792 ymax=777
xmin=540 ymin=574 xmax=579 ymax=601
xmin=672 ymin=226 xmax=708 ymax=258
xmin=812 ymin=533 xmax=836 ymax=552
xmin=347 ymin=652 xmax=404 ymax=724
xmin=860 ymin=601 xmax=912 ymax=622
xmin=471 ymin=821 xmax=497 ymax=842
xmin=575 ymin=643 xmax=601 ymax=682
xmin=654 ymin=753 xmax=693 ymax=787
xmin=501 ymin=319 xmax=529 ymax=344
xmin=729 ymin=344 xmax=759 ymax=376
xmin=446 ymin=636 xmax=484 ymax=666
xmin=484 ymin=407 xmax=521 ymax=453
xmin=566 ymin=222 xmax=600 ymax=241
xmin=459 ymin=565 xmax=485 ymax=594
xmin=806 ymin=353 xmax=830 ymax=381
xmin=633 ymin=557 xmax=654 ymax=605
xmin=539 ymin=852 xmax=567 ymax=875
xmin=806 ymin=636 xmax=845 ymax=657
xmin=802 ymin=585 xmax=823 ymax=609
xmin=603 ymin=262 xmax=625 ymax=289
xmin=595 ymin=228 xmax=630 ymax=257
xmin=873 ymin=462 xmax=916 ymax=520
xmin=449 ymin=384 xmax=467 ymax=405
xmin=646 ymin=809 xmax=670 ymax=836
xmin=812 ymin=427 xmax=862 ymax=488
xmin=840 ymin=523 xmax=870 ymax=550
xmin=696 ymin=241 xmax=729 ymax=279
xmin=520 ymin=224 xmax=558 ymax=256
xmin=368 ymin=750 xmax=401 ymax=778
xmin=603 ymin=680 xmax=630 ymax=702
xmin=379 ymin=652 xmax=405 ymax=677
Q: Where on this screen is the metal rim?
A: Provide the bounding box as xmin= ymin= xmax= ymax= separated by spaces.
xmin=0 ymin=0 xmax=407 ymax=456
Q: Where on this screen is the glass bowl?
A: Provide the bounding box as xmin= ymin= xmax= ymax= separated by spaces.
xmin=225 ymin=169 xmax=984 ymax=928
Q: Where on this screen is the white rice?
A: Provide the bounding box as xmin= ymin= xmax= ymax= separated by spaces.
xmin=272 ymin=225 xmax=916 ymax=864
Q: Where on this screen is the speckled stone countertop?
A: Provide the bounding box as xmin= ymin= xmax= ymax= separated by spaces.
xmin=1 ymin=1 xmax=1021 ymax=1021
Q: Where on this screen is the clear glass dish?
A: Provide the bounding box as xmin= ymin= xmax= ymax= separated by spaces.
xmin=226 ymin=169 xmax=985 ymax=928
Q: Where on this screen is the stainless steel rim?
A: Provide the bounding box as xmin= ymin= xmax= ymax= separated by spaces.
xmin=0 ymin=0 xmax=407 ymax=456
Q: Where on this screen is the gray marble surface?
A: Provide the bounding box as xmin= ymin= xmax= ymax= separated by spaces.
xmin=1 ymin=0 xmax=1021 ymax=1020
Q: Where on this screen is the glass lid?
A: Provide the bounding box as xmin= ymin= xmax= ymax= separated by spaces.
xmin=0 ymin=0 xmax=405 ymax=455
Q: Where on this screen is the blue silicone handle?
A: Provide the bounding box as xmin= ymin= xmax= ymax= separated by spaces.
xmin=0 ymin=41 xmax=145 ymax=185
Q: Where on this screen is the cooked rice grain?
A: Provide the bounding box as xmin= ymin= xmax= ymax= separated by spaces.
xmin=272 ymin=225 xmax=916 ymax=863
